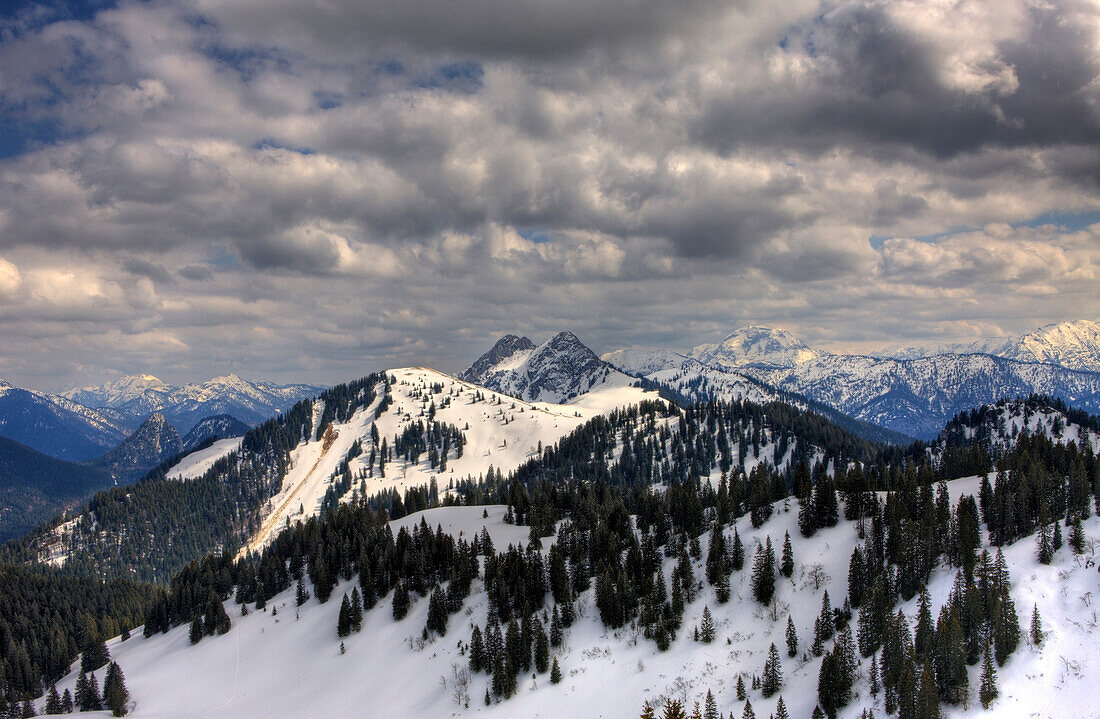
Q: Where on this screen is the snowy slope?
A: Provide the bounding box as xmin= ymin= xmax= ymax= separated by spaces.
xmin=689 ymin=325 xmax=823 ymax=370
xmin=164 ymin=438 xmax=243 ymax=481
xmin=49 ymin=481 xmax=1100 ymax=719
xmin=935 ymin=397 xmax=1100 ymax=457
xmin=242 ymin=367 xmax=657 ymax=554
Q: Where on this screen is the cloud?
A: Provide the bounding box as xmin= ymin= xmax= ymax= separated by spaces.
xmin=0 ymin=0 xmax=1096 ymax=390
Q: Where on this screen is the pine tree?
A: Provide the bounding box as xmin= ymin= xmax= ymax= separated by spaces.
xmin=731 ymin=528 xmax=745 ymax=571
xmin=785 ymin=615 xmax=798 ymax=657
xmin=1070 ymin=517 xmax=1086 ymax=554
xmin=914 ymin=588 xmax=933 ymax=657
xmin=750 ymin=539 xmax=776 ymax=605
xmin=741 ymin=699 xmax=755 ymax=719
xmin=392 ymin=582 xmax=410 ymax=621
xmin=1036 ymin=523 xmax=1053 ymax=564
xmin=775 ymin=696 xmax=789 ymax=719
xmin=350 ymin=587 xmax=363 ymax=632
xmin=641 ymin=701 xmax=658 ymax=719
xmin=470 ymin=625 xmax=486 ymax=672
xmin=76 ymin=671 xmax=102 ymax=712
xmin=1053 ymin=521 xmax=1063 ymax=552
xmin=338 ymin=594 xmax=352 ymax=638
xmin=704 ymin=690 xmax=718 ymax=719
xmin=103 ymin=661 xmax=129 ymax=717
xmin=979 ymin=646 xmax=999 ymax=708
xmin=189 ymin=617 xmax=202 ymax=645
xmin=80 ymin=636 xmax=110 ymax=674
xmin=426 ymin=586 xmax=447 ymax=636
xmin=535 ymin=623 xmax=550 ymax=673
xmin=699 ymin=606 xmax=716 ymax=643
xmin=296 ymin=576 xmax=311 ymax=606
xmin=736 ymin=675 xmax=746 ymax=700
xmin=780 ymin=532 xmax=794 ymax=578
xmin=1030 ymin=604 xmax=1043 ymax=646
xmin=915 ymin=659 xmax=941 ymax=719
xmin=44 ymin=685 xmax=62 ymax=715
xmin=761 ymin=643 xmax=783 ymax=697
xmin=550 ymin=607 xmax=563 ymax=647
xmin=550 ymin=657 xmax=562 ymax=684
xmin=61 ymin=689 xmax=73 ymax=714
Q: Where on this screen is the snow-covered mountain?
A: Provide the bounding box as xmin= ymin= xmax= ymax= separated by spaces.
xmin=62 ymin=373 xmax=324 ymax=434
xmin=608 ymin=325 xmax=1100 ymax=440
xmin=0 ymin=378 xmax=129 ymax=461
xmin=880 ymin=319 xmax=1100 ymax=372
xmin=39 ymin=476 xmax=1100 ymax=719
xmin=181 ymin=414 xmax=250 ymax=453
xmin=91 ymin=412 xmax=182 ymax=483
xmin=461 ymin=331 xmax=622 ymax=403
xmin=688 ymin=325 xmax=823 ymax=370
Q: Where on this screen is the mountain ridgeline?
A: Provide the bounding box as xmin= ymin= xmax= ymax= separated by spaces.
xmin=1 ymin=374 xmax=386 ymax=583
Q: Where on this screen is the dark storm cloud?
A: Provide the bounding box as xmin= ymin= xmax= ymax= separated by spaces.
xmin=691 ymin=2 xmax=1100 ymax=160
xmin=121 ymin=257 xmax=174 ymax=284
xmin=197 ymin=0 xmax=729 ymax=59
xmin=178 ymin=264 xmax=214 ymax=281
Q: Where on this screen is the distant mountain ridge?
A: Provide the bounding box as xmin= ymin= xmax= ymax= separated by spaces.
xmin=0 ymin=379 xmax=128 ymax=461
xmin=878 ymin=319 xmax=1100 ymax=371
xmin=604 ymin=323 xmax=1100 ymax=439
xmin=90 ymin=412 xmax=183 ymax=483
xmin=61 ymin=373 xmax=324 ymax=434
xmin=182 ymin=414 xmax=250 ymax=452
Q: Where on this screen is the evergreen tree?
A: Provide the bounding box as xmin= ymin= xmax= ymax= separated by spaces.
xmin=699 ymin=606 xmax=716 ymax=643
xmin=535 ymin=623 xmax=550 ymax=673
xmin=337 ymin=594 xmax=352 ymax=638
xmin=80 ymin=636 xmax=110 ymax=674
xmin=296 ymin=576 xmax=311 ymax=606
xmin=1030 ymin=604 xmax=1043 ymax=646
xmin=426 ymin=586 xmax=448 ymax=636
xmin=750 ymin=538 xmax=776 ymax=605
xmin=469 ymin=625 xmax=486 ymax=673
xmin=61 ymin=690 xmax=73 ymax=714
xmin=350 ymin=587 xmax=363 ymax=632
xmin=736 ymin=675 xmax=746 ymax=700
xmin=641 ymin=701 xmax=657 ymax=719
xmin=75 ymin=671 xmax=102 ymax=712
xmin=392 ymin=582 xmax=410 ymax=621
xmin=785 ymin=615 xmax=798 ymax=657
xmin=914 ymin=589 xmax=933 ymax=657
xmin=103 ymin=661 xmax=129 ymax=717
xmin=741 ymin=699 xmax=755 ymax=719
xmin=550 ymin=657 xmax=562 ymax=684
xmin=915 ymin=660 xmax=941 ymax=719
xmin=761 ymin=642 xmax=783 ymax=697
xmin=780 ymin=532 xmax=794 ymax=578
xmin=44 ymin=685 xmax=62 ymax=715
xmin=550 ymin=607 xmax=563 ymax=647
xmin=979 ymin=646 xmax=999 ymax=709
xmin=1070 ymin=517 xmax=1086 ymax=554
xmin=189 ymin=617 xmax=202 ymax=645
xmin=774 ymin=696 xmax=789 ymax=719
xmin=1053 ymin=521 xmax=1063 ymax=552
xmin=704 ymin=690 xmax=719 ymax=719
xmin=1036 ymin=523 xmax=1053 ymax=564
xmin=730 ymin=528 xmax=745 ymax=571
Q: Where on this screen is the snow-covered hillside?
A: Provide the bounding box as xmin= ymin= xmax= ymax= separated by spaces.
xmin=49 ymin=480 xmax=1100 ymax=719
xmin=689 ymin=325 xmax=823 ymax=370
xmin=936 ymin=397 xmax=1100 ymax=457
xmin=242 ymin=367 xmax=656 ymax=554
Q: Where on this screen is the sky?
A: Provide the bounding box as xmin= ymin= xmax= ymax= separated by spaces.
xmin=0 ymin=0 xmax=1098 ymax=391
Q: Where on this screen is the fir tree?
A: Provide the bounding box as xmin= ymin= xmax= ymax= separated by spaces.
xmin=103 ymin=661 xmax=129 ymax=717
xmin=550 ymin=607 xmax=564 ymax=647
xmin=761 ymin=643 xmax=783 ymax=697
xmin=296 ymin=576 xmax=311 ymax=606
xmin=699 ymin=606 xmax=716 ymax=643
xmin=741 ymin=699 xmax=755 ymax=719
xmin=80 ymin=636 xmax=110 ymax=674
xmin=349 ymin=587 xmax=363 ymax=632
xmin=780 ymin=532 xmax=794 ymax=578
xmin=1070 ymin=517 xmax=1086 ymax=554
xmin=915 ymin=660 xmax=941 ymax=719
xmin=736 ymin=675 xmax=746 ymax=700
xmin=785 ymin=615 xmax=798 ymax=657
xmin=704 ymin=690 xmax=719 ymax=719
xmin=775 ymin=696 xmax=790 ymax=719
xmin=979 ymin=646 xmax=999 ymax=708
xmin=44 ymin=685 xmax=62 ymax=715
xmin=392 ymin=582 xmax=410 ymax=621
xmin=750 ymin=538 xmax=776 ymax=605
xmin=189 ymin=617 xmax=202 ymax=645
xmin=731 ymin=528 xmax=745 ymax=571
xmin=535 ymin=623 xmax=550 ymax=673
xmin=1053 ymin=521 xmax=1063 ymax=552
xmin=426 ymin=586 xmax=448 ymax=636
xmin=61 ymin=690 xmax=73 ymax=714
xmin=550 ymin=657 xmax=562 ymax=684
xmin=469 ymin=625 xmax=486 ymax=673
xmin=75 ymin=671 xmax=102 ymax=712
xmin=1030 ymin=604 xmax=1043 ymax=646
xmin=337 ymin=594 xmax=352 ymax=638
xmin=641 ymin=701 xmax=657 ymax=719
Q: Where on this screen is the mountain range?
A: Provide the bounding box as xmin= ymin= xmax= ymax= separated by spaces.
xmin=603 ymin=320 xmax=1100 ymax=439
